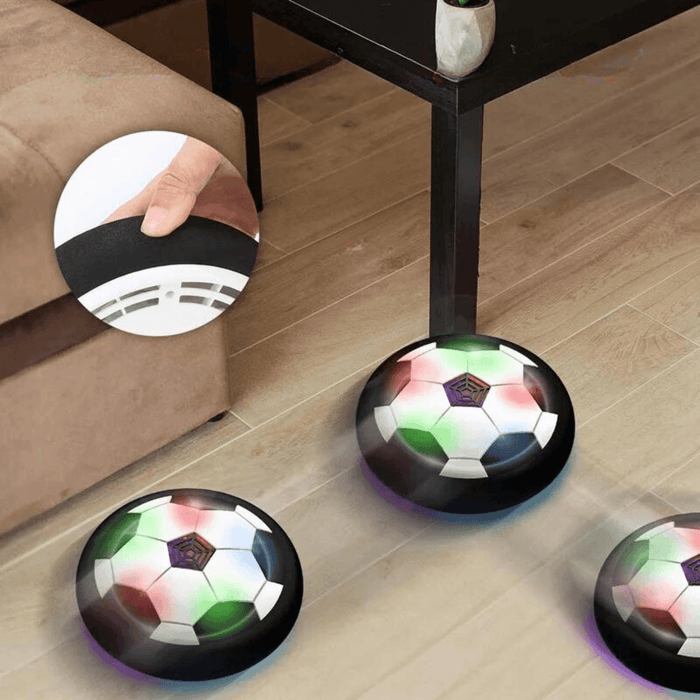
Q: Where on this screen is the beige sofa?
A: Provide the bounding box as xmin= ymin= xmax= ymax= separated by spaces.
xmin=0 ymin=0 xmax=249 ymax=536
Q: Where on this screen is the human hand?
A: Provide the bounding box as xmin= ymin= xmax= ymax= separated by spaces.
xmin=104 ymin=136 xmax=259 ymax=239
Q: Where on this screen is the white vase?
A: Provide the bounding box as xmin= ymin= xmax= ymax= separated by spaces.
xmin=435 ymin=0 xmax=496 ymax=80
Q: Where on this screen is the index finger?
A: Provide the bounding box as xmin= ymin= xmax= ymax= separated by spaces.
xmin=167 ymin=136 xmax=224 ymax=195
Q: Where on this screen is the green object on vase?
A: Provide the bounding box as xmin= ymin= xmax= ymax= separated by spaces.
xmin=454 ymin=0 xmax=490 ymax=7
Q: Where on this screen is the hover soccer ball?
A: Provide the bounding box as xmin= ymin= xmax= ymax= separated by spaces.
xmin=55 ymin=216 xmax=259 ymax=337
xmin=595 ymin=514 xmax=700 ymax=692
xmin=356 ymin=334 xmax=575 ymax=513
xmin=76 ymin=489 xmax=303 ymax=681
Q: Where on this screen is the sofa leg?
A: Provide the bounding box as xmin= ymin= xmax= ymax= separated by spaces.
xmin=208 ymin=411 xmax=227 ymax=423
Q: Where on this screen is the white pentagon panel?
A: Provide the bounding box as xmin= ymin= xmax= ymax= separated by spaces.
xmin=254 ymin=580 xmax=284 ymax=620
xmin=636 ymin=521 xmax=676 ymax=541
xmin=498 ymin=344 xmax=538 ymax=368
xmin=398 ymin=342 xmax=436 ymax=362
xmin=534 ymin=412 xmax=558 ymax=449
xmin=110 ymin=535 xmax=171 ymax=591
xmin=195 ymin=509 xmax=257 ymax=550
xmin=128 ymin=495 xmax=172 ymax=514
xmin=409 ymin=348 xmax=470 ymax=383
xmin=147 ymin=567 xmax=217 ymax=625
xmin=373 ymin=405 xmax=397 ymax=442
xmin=432 ymin=407 xmax=500 ymax=459
xmin=205 ymin=549 xmax=267 ymax=602
xmin=150 ymin=622 xmax=199 ymax=646
xmin=611 ymin=584 xmax=635 ymax=622
xmin=136 ymin=503 xmax=200 ymax=541
xmin=390 ymin=380 xmax=450 ymax=431
xmin=482 ymin=385 xmax=541 ymax=433
xmin=670 ymin=587 xmax=700 ymax=638
xmin=93 ymin=558 xmax=115 ymax=598
xmin=439 ymin=458 xmax=488 ymax=479
xmin=678 ymin=638 xmax=700 ymax=658
xmin=464 ymin=350 xmax=524 ymax=386
xmin=648 ymin=527 xmax=700 ymax=563
xmin=235 ymin=506 xmax=272 ymax=533
xmin=628 ymin=560 xmax=688 ymax=611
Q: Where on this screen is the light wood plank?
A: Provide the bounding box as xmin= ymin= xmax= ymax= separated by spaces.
xmin=228 ymin=256 xmax=429 ymax=427
xmin=652 ymin=451 xmax=700 ymax=515
xmin=272 ymin=466 xmax=430 ymax=604
xmin=483 ymin=6 xmax=700 ymax=160
xmin=363 ymin=599 xmax=590 ymax=700
xmin=630 ymin=259 xmax=700 ymax=344
xmin=227 ymin=191 xmax=430 ymax=355
xmin=264 ymin=60 xmax=394 ymax=124
xmin=613 ymin=117 xmax=700 ymax=195
xmin=148 ymin=370 xmax=369 ymax=518
xmin=261 ymin=89 xmax=429 ymax=201
xmin=477 ymin=181 xmax=700 ymax=355
xmin=542 ymin=659 xmax=647 ymax=700
xmin=254 ymin=236 xmax=286 ymax=269
xmin=0 ymin=634 xmax=174 ymax=700
xmin=479 ymin=164 xmax=668 ymax=302
xmin=480 ymin=57 xmax=700 ymax=222
xmin=571 ymin=349 xmax=700 ymax=515
xmin=541 ymin=305 xmax=696 ymax=426
xmin=258 ymin=96 xmax=310 ymax=146
xmin=258 ymin=129 xmax=431 ymax=251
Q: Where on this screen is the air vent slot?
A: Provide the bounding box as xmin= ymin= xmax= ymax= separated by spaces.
xmin=181 ymin=282 xmax=216 ymax=291
xmin=102 ymin=309 xmax=124 ymax=324
xmin=179 ymin=295 xmax=209 ymax=305
xmin=219 ymin=285 xmax=239 ymax=299
xmin=92 ymin=299 xmax=117 ymax=315
xmin=120 ymin=285 xmax=160 ymax=300
xmin=124 ymin=298 xmax=159 ymax=314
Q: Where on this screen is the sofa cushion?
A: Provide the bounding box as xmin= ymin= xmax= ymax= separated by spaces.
xmin=0 ymin=312 xmax=229 ymax=535
xmin=0 ymin=128 xmax=67 ymax=326
xmin=0 ymin=0 xmax=246 ymax=325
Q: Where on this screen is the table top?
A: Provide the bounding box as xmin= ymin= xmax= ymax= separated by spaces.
xmin=254 ymin=0 xmax=700 ymax=112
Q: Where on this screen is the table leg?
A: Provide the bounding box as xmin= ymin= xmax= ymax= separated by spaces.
xmin=206 ymin=0 xmax=264 ymax=211
xmin=429 ymin=104 xmax=484 ymax=337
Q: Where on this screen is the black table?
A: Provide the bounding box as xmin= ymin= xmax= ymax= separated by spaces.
xmin=205 ymin=0 xmax=700 ymax=337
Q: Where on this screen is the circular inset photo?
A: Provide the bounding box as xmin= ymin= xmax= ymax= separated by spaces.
xmin=54 ymin=131 xmax=259 ymax=337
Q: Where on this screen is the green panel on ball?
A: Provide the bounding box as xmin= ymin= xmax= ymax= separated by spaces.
xmin=196 ymin=600 xmax=256 ymax=639
xmin=438 ymin=336 xmax=492 ymax=353
xmin=616 ymin=540 xmax=650 ymax=586
xmin=467 ymin=350 xmax=514 ymax=377
xmin=397 ymin=427 xmax=446 ymax=457
xmin=87 ymin=512 xmax=141 ymax=562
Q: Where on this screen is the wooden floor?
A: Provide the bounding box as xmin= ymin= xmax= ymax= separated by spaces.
xmin=3 ymin=7 xmax=700 ymax=698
